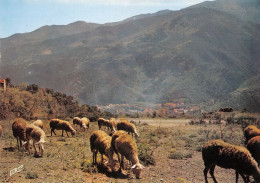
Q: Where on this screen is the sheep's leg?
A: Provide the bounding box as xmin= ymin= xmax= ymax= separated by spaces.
xmin=209 ymin=165 xmax=217 ymax=183
xmin=101 ymin=153 xmax=104 ymax=163
xmin=237 ymin=171 xmax=248 ymax=183
xmin=33 ymin=142 xmax=38 ymax=156
xmin=16 ymin=137 xmax=20 ymax=149
xmin=66 ymin=131 xmax=69 ymax=137
xmin=120 ymin=156 xmax=125 ymax=172
xmin=62 ymin=130 xmax=64 ymax=136
xmin=203 ymin=166 xmax=210 ymax=183
xmin=19 ymin=139 xmax=23 ymax=149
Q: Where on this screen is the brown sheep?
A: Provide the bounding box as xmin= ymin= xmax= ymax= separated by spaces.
xmin=116 ymin=120 xmax=139 ymax=137
xmin=247 ymin=136 xmax=260 ymax=165
xmin=32 ymin=119 xmax=43 ymax=129
xmin=97 ymin=118 xmax=112 ymax=131
xmin=109 ymin=118 xmax=117 ymax=132
xmin=0 ymin=124 xmax=2 ymax=137
xmin=73 ymin=117 xmax=81 ymax=128
xmin=49 ymin=119 xmax=76 ymax=137
xmin=25 ymin=124 xmax=46 ymax=157
xmin=111 ymin=130 xmax=144 ymax=179
xmin=12 ymin=118 xmax=29 ymax=150
xmin=244 ymin=125 xmax=260 ymax=144
xmin=90 ymin=130 xmax=115 ymax=170
xmin=202 ymin=139 xmax=260 ymax=183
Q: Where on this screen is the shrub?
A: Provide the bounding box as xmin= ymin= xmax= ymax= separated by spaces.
xmin=138 ymin=144 xmax=156 ymax=166
xmin=168 ymin=149 xmax=192 ymax=159
xmin=81 ymin=155 xmax=98 ymax=173
xmin=26 ymin=172 xmax=38 ymax=179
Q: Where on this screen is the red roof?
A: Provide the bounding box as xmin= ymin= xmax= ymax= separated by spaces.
xmin=0 ymin=79 xmax=5 ymax=83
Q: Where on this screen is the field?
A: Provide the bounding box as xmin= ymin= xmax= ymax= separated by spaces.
xmin=0 ymin=115 xmax=257 ymax=183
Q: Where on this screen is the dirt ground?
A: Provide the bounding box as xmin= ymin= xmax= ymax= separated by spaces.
xmin=0 ymin=118 xmax=251 ymax=183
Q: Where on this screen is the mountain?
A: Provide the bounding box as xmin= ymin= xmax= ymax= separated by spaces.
xmin=1 ymin=0 xmax=260 ymax=112
xmin=189 ymin=0 xmax=260 ymax=23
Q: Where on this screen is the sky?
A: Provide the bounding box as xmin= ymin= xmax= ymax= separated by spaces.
xmin=0 ymin=0 xmax=214 ymax=38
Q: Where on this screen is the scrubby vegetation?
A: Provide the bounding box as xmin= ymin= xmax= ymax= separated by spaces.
xmin=0 ymin=83 xmax=114 ymax=120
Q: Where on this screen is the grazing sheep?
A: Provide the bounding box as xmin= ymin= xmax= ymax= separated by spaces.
xmin=0 ymin=124 xmax=2 ymax=137
xmin=109 ymin=118 xmax=117 ymax=132
xmin=32 ymin=119 xmax=43 ymax=129
xmin=202 ymin=139 xmax=260 ymax=183
xmin=49 ymin=119 xmax=76 ymax=137
xmin=73 ymin=117 xmax=81 ymax=128
xmin=116 ymin=120 xmax=139 ymax=137
xmin=25 ymin=124 xmax=46 ymax=157
xmin=98 ymin=118 xmax=112 ymax=131
xmin=247 ymin=136 xmax=260 ymax=165
xmin=244 ymin=125 xmax=260 ymax=144
xmin=12 ymin=118 xmax=29 ymax=150
xmin=80 ymin=117 xmax=90 ymax=130
xmin=90 ymin=130 xmax=115 ymax=170
xmin=111 ymin=130 xmax=144 ymax=179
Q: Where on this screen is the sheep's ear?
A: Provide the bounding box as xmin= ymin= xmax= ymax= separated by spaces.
xmin=22 ymin=141 xmax=28 ymax=145
xmin=140 ymin=164 xmax=145 ymax=169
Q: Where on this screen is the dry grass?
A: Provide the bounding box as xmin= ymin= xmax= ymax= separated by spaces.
xmin=0 ymin=116 xmax=253 ymax=182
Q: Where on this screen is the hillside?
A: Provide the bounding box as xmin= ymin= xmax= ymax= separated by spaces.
xmin=0 ymin=84 xmax=113 ymax=120
xmin=1 ymin=0 xmax=260 ymax=111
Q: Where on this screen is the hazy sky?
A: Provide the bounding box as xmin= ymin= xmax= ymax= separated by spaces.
xmin=0 ymin=0 xmax=214 ymax=38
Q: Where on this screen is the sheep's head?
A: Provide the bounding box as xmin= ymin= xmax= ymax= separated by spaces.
xmin=131 ymin=163 xmax=145 ymax=179
xmin=71 ymin=130 xmax=76 ymax=136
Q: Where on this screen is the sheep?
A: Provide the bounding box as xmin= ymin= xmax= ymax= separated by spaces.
xmin=97 ymin=118 xmax=108 ymax=130
xmin=247 ymin=136 xmax=260 ymax=165
xmin=109 ymin=118 xmax=117 ymax=132
xmin=32 ymin=119 xmax=43 ymax=129
xmin=80 ymin=117 xmax=90 ymax=130
xmin=202 ymin=139 xmax=260 ymax=183
xmin=25 ymin=124 xmax=46 ymax=157
xmin=244 ymin=125 xmax=260 ymax=144
xmin=111 ymin=130 xmax=144 ymax=179
xmin=89 ymin=130 xmax=115 ymax=170
xmin=12 ymin=118 xmax=29 ymax=150
xmin=49 ymin=119 xmax=76 ymax=137
xmin=116 ymin=120 xmax=139 ymax=137
xmin=97 ymin=118 xmax=114 ymax=131
xmin=0 ymin=124 xmax=2 ymax=137
xmin=73 ymin=117 xmax=81 ymax=128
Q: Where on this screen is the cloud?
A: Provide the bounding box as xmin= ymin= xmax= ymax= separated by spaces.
xmin=25 ymin=0 xmax=214 ymax=7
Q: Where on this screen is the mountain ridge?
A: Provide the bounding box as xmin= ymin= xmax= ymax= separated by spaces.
xmin=1 ymin=0 xmax=259 ymax=112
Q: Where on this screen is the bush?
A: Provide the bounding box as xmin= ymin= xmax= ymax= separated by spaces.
xmin=81 ymin=156 xmax=98 ymax=173
xmin=26 ymin=172 xmax=38 ymax=179
xmin=168 ymin=149 xmax=192 ymax=159
xmin=138 ymin=144 xmax=156 ymax=166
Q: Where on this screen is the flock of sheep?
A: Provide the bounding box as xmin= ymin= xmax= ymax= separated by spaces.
xmin=0 ymin=117 xmax=260 ymax=181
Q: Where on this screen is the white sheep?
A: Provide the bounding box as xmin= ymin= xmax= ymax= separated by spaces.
xmin=49 ymin=119 xmax=76 ymax=137
xmin=111 ymin=130 xmax=144 ymax=179
xmin=32 ymin=119 xmax=43 ymax=129
xmin=202 ymin=139 xmax=260 ymax=183
xmin=12 ymin=118 xmax=29 ymax=150
xmin=25 ymin=124 xmax=46 ymax=157
xmin=116 ymin=120 xmax=139 ymax=137
xmin=90 ymin=130 xmax=115 ymax=170
xmin=80 ymin=117 xmax=90 ymax=130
